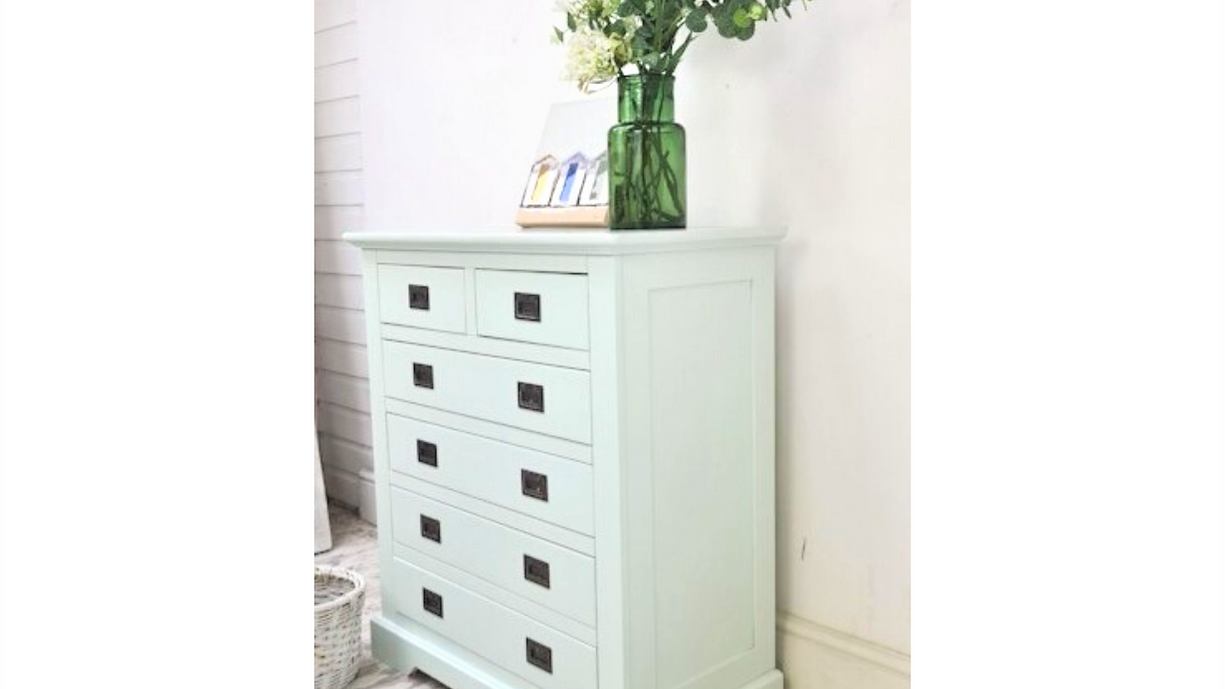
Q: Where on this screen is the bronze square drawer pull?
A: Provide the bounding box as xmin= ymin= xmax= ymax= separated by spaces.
xmin=521 ymin=469 xmax=549 ymax=502
xmin=408 ymin=284 xmax=430 ymax=310
xmin=523 ymin=554 xmax=551 ymax=589
xmin=413 ymin=363 xmax=434 ymax=389
xmin=422 ymin=588 xmax=443 ymax=618
xmin=526 ymin=638 xmax=553 ymax=674
xmin=416 ymin=439 xmax=438 ymax=467
xmin=517 ymin=382 xmax=544 ymax=412
xmin=420 ymin=514 xmax=441 ymax=543
xmin=514 ymin=292 xmax=541 ymax=322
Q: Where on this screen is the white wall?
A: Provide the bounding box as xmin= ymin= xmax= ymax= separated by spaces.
xmin=355 ymin=1 xmax=910 ymax=686
xmin=315 ymin=0 xmax=376 ymax=521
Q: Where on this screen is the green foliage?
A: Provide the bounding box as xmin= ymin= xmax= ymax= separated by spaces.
xmin=684 ymin=8 xmax=708 ymax=33
xmin=555 ymin=0 xmax=810 ymax=88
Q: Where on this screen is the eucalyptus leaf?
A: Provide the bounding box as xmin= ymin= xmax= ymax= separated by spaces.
xmin=685 ymin=9 xmax=708 ymax=32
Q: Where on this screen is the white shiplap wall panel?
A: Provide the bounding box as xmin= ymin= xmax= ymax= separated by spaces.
xmin=320 ymin=434 xmax=373 ymax=476
xmin=316 ymin=0 xmax=356 ymax=32
xmin=315 ymin=170 xmax=363 ymax=205
xmin=316 ymin=22 xmax=359 ymax=67
xmin=316 ymin=97 xmax=362 ymax=137
xmin=315 ymin=273 xmax=364 ymax=310
xmin=317 ymin=402 xmax=373 ymax=447
xmin=316 ymin=60 xmax=361 ymax=102
xmin=316 ymin=0 xmax=369 ymax=513
xmin=316 ymin=370 xmax=371 ymax=413
xmin=315 ymin=205 xmax=363 ymax=238
xmin=316 ymin=305 xmax=367 ymax=345
xmin=315 ymin=133 xmax=362 ymax=171
xmin=314 ymin=240 xmax=362 ymax=275
xmin=315 ymin=338 xmax=369 ymax=378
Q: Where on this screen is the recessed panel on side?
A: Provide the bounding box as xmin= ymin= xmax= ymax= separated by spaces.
xmin=649 ymin=281 xmax=758 ymax=689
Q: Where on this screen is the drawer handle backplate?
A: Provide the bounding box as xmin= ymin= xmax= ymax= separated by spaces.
xmin=408 ymin=284 xmax=430 ymax=310
xmin=526 ymin=638 xmax=553 ymax=674
xmin=514 ymin=292 xmax=541 ymax=322
xmin=523 ymin=554 xmax=551 ymax=589
xmin=521 ymin=469 xmax=549 ymax=502
xmin=420 ymin=514 xmax=441 ymax=543
xmin=416 ymin=439 xmax=438 ymax=467
xmin=517 ymin=382 xmax=544 ymax=412
xmin=422 ymin=588 xmax=443 ymax=618
xmin=413 ymin=363 xmax=434 ymax=389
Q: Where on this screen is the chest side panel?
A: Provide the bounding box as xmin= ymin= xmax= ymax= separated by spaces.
xmin=619 ymin=247 xmax=778 ymax=689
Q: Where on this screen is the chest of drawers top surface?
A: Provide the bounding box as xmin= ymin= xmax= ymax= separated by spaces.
xmin=350 ymin=228 xmax=784 ymax=689
xmin=344 ymin=226 xmax=785 ymax=254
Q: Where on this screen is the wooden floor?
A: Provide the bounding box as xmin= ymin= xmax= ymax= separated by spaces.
xmin=316 ymin=504 xmax=447 ymax=689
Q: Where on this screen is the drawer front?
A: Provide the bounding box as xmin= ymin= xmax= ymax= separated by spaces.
xmin=391 ymin=487 xmax=597 ymax=627
xmin=383 ymin=341 xmax=592 ymax=443
xmin=393 ymin=558 xmax=598 ymax=689
xmin=388 ymin=414 xmax=594 ymax=534
xmin=475 ymin=270 xmax=589 ymax=350
xmin=377 ymin=264 xmax=466 ymax=333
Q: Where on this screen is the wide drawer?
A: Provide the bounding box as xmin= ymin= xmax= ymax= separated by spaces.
xmin=388 ymin=413 xmax=594 ymax=535
xmin=377 ymin=264 xmax=466 ymax=334
xmin=392 ymin=487 xmax=597 ymax=628
xmin=475 ymin=270 xmax=589 ymax=350
xmin=383 ymin=341 xmax=592 ymax=444
xmin=392 ymin=558 xmax=597 ymax=689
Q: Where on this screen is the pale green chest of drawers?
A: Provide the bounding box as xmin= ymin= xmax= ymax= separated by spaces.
xmin=345 ymin=228 xmax=784 ymax=689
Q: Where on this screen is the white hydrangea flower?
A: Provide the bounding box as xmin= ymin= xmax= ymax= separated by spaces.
xmin=622 ymin=15 xmax=642 ymax=40
xmin=562 ymin=28 xmax=619 ymax=92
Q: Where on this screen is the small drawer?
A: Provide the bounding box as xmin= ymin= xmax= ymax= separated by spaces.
xmin=383 ymin=341 xmax=592 ymax=443
xmin=391 ymin=488 xmax=597 ymax=627
xmin=377 ymin=264 xmax=466 ymax=333
xmin=392 ymin=558 xmax=597 ymax=689
xmin=475 ymin=270 xmax=589 ymax=350
xmin=387 ymin=414 xmax=594 ymax=534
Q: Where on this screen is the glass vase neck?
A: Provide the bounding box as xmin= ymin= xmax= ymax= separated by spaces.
xmin=617 ymin=75 xmax=675 ymax=123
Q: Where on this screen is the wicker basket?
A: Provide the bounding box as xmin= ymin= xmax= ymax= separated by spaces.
xmin=315 ymin=566 xmax=366 ymax=689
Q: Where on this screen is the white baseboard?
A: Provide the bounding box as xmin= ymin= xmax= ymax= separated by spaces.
xmin=321 ymin=465 xmax=361 ymax=509
xmin=322 ymin=465 xmax=378 ymax=526
xmin=358 ymin=468 xmax=377 ymax=525
xmin=777 ymin=613 xmax=909 ymax=689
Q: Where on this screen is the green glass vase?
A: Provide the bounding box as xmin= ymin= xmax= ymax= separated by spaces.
xmin=608 ymin=74 xmax=687 ymax=230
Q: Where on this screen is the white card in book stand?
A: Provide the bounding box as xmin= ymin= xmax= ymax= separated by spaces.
xmin=578 ymin=150 xmax=609 ymax=206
